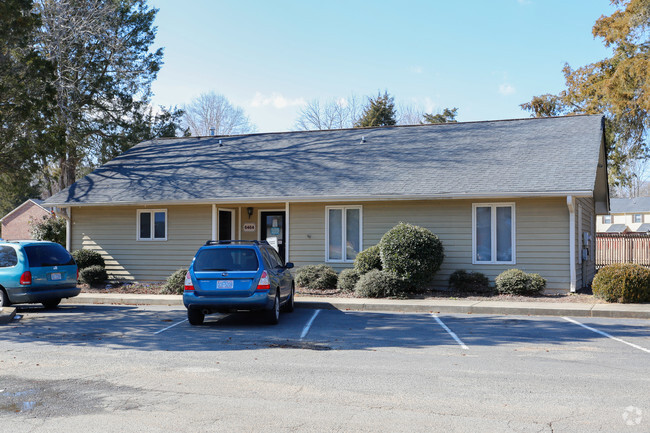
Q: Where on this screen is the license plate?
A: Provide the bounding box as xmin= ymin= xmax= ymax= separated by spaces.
xmin=50 ymin=272 xmax=62 ymax=281
xmin=216 ymin=280 xmax=234 ymax=289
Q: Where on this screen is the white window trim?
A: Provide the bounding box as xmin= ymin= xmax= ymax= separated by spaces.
xmin=325 ymin=205 xmax=363 ymax=263
xmin=603 ymin=215 xmax=612 ymax=224
xmin=218 ymin=208 xmax=236 ymax=240
xmin=472 ymin=203 xmax=516 ymax=265
xmin=634 ymin=214 xmax=643 ymax=223
xmin=137 ymin=209 xmax=168 ymax=241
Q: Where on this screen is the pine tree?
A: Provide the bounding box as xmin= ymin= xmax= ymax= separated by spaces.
xmin=355 ymin=92 xmax=397 ymax=127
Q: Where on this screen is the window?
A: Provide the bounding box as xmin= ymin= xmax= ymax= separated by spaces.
xmin=602 ymin=215 xmax=612 ymax=224
xmin=326 ymin=206 xmax=362 ymax=262
xmin=634 ymin=214 xmax=643 ymax=223
xmin=137 ymin=209 xmax=167 ymax=241
xmin=194 ymin=248 xmax=258 ymax=272
xmin=472 ymin=203 xmax=515 ymax=264
xmin=0 ymin=246 xmax=17 ymax=268
xmin=24 ymin=244 xmax=74 ymax=267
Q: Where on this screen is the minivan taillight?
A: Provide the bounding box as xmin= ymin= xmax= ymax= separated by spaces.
xmin=256 ymin=271 xmax=270 ymax=291
xmin=20 ymin=271 xmax=32 ymax=285
xmin=184 ymin=272 xmax=194 ymax=291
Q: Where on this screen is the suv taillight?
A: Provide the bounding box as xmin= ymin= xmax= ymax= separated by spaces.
xmin=184 ymin=272 xmax=194 ymax=291
xmin=20 ymin=271 xmax=32 ymax=285
xmin=256 ymin=271 xmax=270 ymax=291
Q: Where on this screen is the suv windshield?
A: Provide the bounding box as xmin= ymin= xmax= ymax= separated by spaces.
xmin=24 ymin=244 xmax=75 ymax=267
xmin=194 ymin=248 xmax=259 ymax=272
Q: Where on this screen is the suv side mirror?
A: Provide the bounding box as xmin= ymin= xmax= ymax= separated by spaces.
xmin=285 ymin=262 xmax=294 ymax=269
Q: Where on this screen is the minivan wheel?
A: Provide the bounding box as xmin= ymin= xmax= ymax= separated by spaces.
xmin=265 ymin=291 xmax=280 ymax=325
xmin=42 ymin=299 xmax=61 ymax=309
xmin=282 ymin=284 xmax=295 ymax=313
xmin=0 ymin=289 xmax=10 ymax=307
xmin=187 ymin=308 xmax=204 ymax=326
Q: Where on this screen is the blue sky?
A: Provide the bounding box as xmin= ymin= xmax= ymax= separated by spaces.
xmin=148 ymin=0 xmax=616 ymax=132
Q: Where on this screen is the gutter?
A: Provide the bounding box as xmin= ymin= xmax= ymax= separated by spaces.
xmin=567 ymin=196 xmax=577 ymax=292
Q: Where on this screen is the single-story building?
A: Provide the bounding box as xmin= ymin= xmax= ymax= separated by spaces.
xmin=0 ymin=199 xmax=52 ymax=240
xmin=44 ymin=115 xmax=609 ymax=292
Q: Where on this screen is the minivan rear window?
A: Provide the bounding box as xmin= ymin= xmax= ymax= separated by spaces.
xmin=24 ymin=244 xmax=75 ymax=267
xmin=194 ymin=248 xmax=259 ymax=272
xmin=0 ymin=246 xmax=18 ymax=268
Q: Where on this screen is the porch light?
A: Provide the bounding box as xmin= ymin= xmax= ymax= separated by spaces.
xmin=247 ymin=207 xmax=254 ymax=218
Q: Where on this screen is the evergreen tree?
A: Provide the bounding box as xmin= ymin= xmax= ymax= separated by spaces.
xmin=355 ymin=92 xmax=397 ymax=127
xmin=423 ymin=108 xmax=458 ymax=124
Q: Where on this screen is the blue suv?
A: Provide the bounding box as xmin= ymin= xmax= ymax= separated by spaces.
xmin=183 ymin=240 xmax=295 ymax=325
xmin=0 ymin=241 xmax=80 ymax=309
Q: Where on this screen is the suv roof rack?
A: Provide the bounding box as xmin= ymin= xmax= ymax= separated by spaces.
xmin=204 ymin=240 xmax=270 ymax=246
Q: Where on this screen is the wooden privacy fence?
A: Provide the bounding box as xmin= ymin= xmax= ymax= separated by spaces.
xmin=596 ymin=233 xmax=650 ymax=268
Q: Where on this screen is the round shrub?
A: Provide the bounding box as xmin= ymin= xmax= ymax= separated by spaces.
xmin=592 ymin=263 xmax=650 ymax=303
xmin=79 ymin=265 xmax=108 ymax=286
xmin=161 ymin=268 xmax=188 ymax=295
xmin=354 ymin=269 xmax=407 ymax=298
xmin=353 ymin=244 xmax=382 ymax=275
xmin=337 ymin=268 xmax=360 ymax=293
xmin=295 ymin=264 xmax=338 ymax=290
xmin=379 ymin=222 xmax=444 ymax=291
xmin=72 ymin=249 xmax=105 ymax=270
xmin=448 ymin=270 xmax=492 ymax=293
xmin=495 ymin=269 xmax=546 ymax=295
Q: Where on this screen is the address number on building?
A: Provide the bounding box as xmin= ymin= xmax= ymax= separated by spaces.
xmin=243 ymin=223 xmax=256 ymax=232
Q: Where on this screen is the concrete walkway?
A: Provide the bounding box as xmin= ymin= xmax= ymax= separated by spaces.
xmin=51 ymin=293 xmax=650 ymax=319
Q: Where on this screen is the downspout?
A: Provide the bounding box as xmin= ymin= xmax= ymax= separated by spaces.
xmin=211 ymin=204 xmax=217 ymax=241
xmin=567 ymin=196 xmax=577 ymax=292
xmin=54 ymin=207 xmax=71 ymax=252
xmin=285 ymin=202 xmax=290 ymax=264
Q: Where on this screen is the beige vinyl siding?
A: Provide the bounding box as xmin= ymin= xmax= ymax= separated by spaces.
xmin=72 ymin=205 xmax=212 ymax=280
xmin=289 ymin=198 xmax=571 ymax=291
xmin=576 ymin=197 xmax=596 ymax=288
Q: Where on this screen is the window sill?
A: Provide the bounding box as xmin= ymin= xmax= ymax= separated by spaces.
xmin=137 ymin=238 xmax=168 ymax=242
xmin=472 ymin=261 xmax=516 ymax=265
xmin=325 ymin=260 xmax=355 ymax=264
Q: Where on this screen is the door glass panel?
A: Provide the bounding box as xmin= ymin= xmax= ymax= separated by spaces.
xmin=475 ymin=207 xmax=492 ymax=262
xmin=140 ymin=212 xmax=151 ymax=239
xmin=265 ymin=215 xmax=283 ymax=243
xmin=345 ymin=208 xmax=360 ymax=260
xmin=496 ymin=207 xmax=512 ymax=262
xmin=154 ymin=212 xmax=166 ymax=239
xmin=328 ymin=209 xmax=343 ymax=260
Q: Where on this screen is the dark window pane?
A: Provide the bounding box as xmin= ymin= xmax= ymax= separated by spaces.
xmin=194 ymin=248 xmax=259 ymax=272
xmin=154 ymin=212 xmax=166 ymax=239
xmin=267 ymin=246 xmax=284 ymax=267
xmin=219 ymin=210 xmax=232 ymax=240
xmin=0 ymin=246 xmax=18 ymax=268
xmin=140 ymin=212 xmax=151 ymax=239
xmin=24 ymin=244 xmax=74 ymax=267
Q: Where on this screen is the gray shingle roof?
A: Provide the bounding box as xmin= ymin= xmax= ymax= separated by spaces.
xmin=609 ymin=197 xmax=650 ymax=213
xmin=635 ymin=223 xmax=650 ymax=232
xmin=44 ymin=115 xmax=605 ymax=206
xmin=606 ymin=224 xmax=629 ymax=233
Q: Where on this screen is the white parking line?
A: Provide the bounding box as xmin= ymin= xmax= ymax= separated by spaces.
xmin=300 ymin=309 xmax=321 ymax=339
xmin=563 ymin=317 xmax=650 ymax=354
xmin=432 ymin=314 xmax=469 ymax=350
xmin=154 ymin=319 xmax=188 ymax=335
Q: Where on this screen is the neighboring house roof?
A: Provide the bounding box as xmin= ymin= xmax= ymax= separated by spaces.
xmin=609 ymin=197 xmax=650 ymax=214
xmin=44 ymin=115 xmax=606 ymax=207
xmin=606 ymin=224 xmax=629 ymax=233
xmin=0 ymin=199 xmax=50 ymax=223
xmin=635 ymin=223 xmax=650 ymax=233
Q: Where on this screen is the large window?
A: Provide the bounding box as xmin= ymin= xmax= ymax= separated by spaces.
xmin=326 ymin=206 xmax=362 ymax=262
xmin=472 ymin=203 xmax=515 ymax=264
xmin=137 ymin=209 xmax=167 ymax=241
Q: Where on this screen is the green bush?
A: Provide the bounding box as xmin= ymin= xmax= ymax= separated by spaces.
xmin=379 ymin=222 xmax=444 ymax=291
xmin=592 ymin=263 xmax=650 ymax=303
xmin=295 ymin=264 xmax=338 ymax=290
xmin=495 ymin=269 xmax=546 ymax=295
xmin=448 ymin=270 xmax=492 ymax=293
xmin=161 ymin=268 xmax=188 ymax=295
xmin=30 ymin=215 xmax=66 ymax=246
xmin=353 ymin=244 xmax=382 ymax=275
xmin=337 ymin=268 xmax=360 ymax=293
xmin=79 ymin=265 xmax=108 ymax=286
xmin=72 ymin=249 xmax=106 ymax=270
xmin=354 ymin=269 xmax=407 ymax=298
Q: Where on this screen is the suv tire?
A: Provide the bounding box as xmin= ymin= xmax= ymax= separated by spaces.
xmin=42 ymin=299 xmax=61 ymax=309
xmin=187 ymin=308 xmax=205 ymax=326
xmin=265 ymin=291 xmax=280 ymax=325
xmin=0 ymin=289 xmax=10 ymax=307
xmin=281 ymin=284 xmax=295 ymax=313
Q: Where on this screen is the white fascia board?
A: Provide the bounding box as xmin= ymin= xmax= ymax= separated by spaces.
xmin=44 ymin=191 xmax=595 ymax=207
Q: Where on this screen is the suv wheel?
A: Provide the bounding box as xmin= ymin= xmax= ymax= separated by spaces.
xmin=265 ymin=291 xmax=280 ymax=325
xmin=187 ymin=308 xmax=204 ymax=326
xmin=42 ymin=299 xmax=61 ymax=309
xmin=0 ymin=289 xmax=10 ymax=307
xmin=282 ymin=284 xmax=295 ymax=313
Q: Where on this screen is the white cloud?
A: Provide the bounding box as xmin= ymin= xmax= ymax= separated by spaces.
xmin=250 ymin=92 xmax=306 ymax=109
xmin=516 ymin=0 xmax=532 ymax=4
xmin=410 ymin=66 xmax=424 ymax=74
xmin=499 ymin=84 xmax=516 ymax=95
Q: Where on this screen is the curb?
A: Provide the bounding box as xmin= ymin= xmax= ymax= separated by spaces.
xmin=0 ymin=307 xmax=17 ymax=324
xmin=60 ymin=294 xmax=650 ymax=320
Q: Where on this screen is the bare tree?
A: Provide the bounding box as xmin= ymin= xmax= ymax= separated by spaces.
xmin=294 ymin=95 xmax=361 ymax=130
xmin=611 ymin=158 xmax=650 ymax=198
xmin=184 ymin=92 xmax=255 ymax=136
xmin=397 ymin=104 xmax=425 ymax=125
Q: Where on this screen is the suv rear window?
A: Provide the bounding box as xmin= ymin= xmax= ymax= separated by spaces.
xmin=194 ymin=248 xmax=259 ymax=272
xmin=24 ymin=244 xmax=75 ymax=267
xmin=0 ymin=246 xmax=18 ymax=268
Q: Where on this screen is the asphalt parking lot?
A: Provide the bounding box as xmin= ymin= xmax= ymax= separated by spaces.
xmin=1 ymin=304 xmax=649 ymax=432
